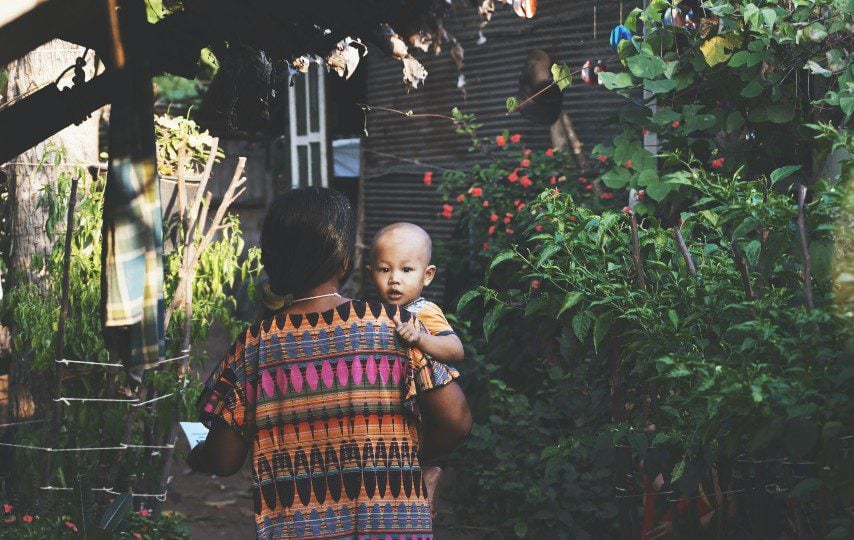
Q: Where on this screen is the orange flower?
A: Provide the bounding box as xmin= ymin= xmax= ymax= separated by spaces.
xmin=490 ymin=213 xmax=499 ymax=223
xmin=3 ymin=504 xmax=11 ymax=513
xmin=22 ymin=515 xmax=33 ymax=523
xmin=483 ymin=200 xmax=490 ymax=207
xmin=550 ymin=176 xmax=557 ymax=185
xmin=520 ymin=176 xmax=533 ymax=188
xmin=535 ymin=225 xmax=543 ymax=231
xmin=423 ymin=171 xmax=433 ymax=185
xmin=469 ymin=186 xmax=483 ymax=197
xmin=520 ymin=159 xmax=531 ymax=167
xmin=711 ymin=157 xmax=725 ymax=169
xmin=545 ymin=148 xmax=554 ymax=156
xmin=496 ymin=135 xmax=507 ymax=147
xmin=488 ymin=225 xmax=496 ymax=235
xmin=625 ymin=160 xmax=633 ymax=168
xmin=524 ymin=149 xmax=532 ymax=156
xmin=510 ymin=133 xmax=522 ymax=143
xmin=598 ymin=155 xmax=607 ymax=163
xmin=508 ymin=169 xmax=519 ymax=182
xmin=456 ymin=194 xmax=465 ymax=203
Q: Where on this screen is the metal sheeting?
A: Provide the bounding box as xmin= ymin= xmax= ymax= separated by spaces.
xmin=362 ymin=1 xmax=642 ymax=300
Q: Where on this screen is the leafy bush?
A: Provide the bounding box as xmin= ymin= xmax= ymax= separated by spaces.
xmin=433 ymin=1 xmax=853 ymax=537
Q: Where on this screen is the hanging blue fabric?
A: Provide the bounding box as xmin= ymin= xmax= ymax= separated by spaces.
xmin=610 ymin=25 xmax=633 ymax=51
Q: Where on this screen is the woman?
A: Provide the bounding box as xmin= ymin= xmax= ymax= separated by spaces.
xmin=188 ymin=187 xmax=472 ymax=539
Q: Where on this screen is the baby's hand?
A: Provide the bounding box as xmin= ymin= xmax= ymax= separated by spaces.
xmin=392 ymin=314 xmax=421 ymax=345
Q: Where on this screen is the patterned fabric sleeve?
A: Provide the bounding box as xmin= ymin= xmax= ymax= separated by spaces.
xmin=400 ymin=311 xmax=459 ymax=421
xmin=197 ymin=331 xmax=254 ymax=440
xmin=415 ymin=302 xmax=456 ymax=336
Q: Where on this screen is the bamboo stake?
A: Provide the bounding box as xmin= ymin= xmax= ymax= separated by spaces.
xmin=673 ymin=228 xmax=697 ymax=279
xmin=731 ymin=240 xmax=755 ymax=300
xmin=630 ymin=214 xmax=647 ymax=290
xmin=796 ymin=184 xmax=814 ymax=311
xmin=42 ymin=175 xmax=79 ymax=486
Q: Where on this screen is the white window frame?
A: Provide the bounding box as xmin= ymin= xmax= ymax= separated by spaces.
xmin=288 ymin=61 xmax=328 ymax=187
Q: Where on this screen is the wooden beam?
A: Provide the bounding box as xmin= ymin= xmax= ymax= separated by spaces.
xmin=0 ymin=71 xmax=113 ymax=165
xmin=0 ymin=0 xmax=102 ymax=67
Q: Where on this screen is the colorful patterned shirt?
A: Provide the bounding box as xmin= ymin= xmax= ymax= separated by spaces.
xmin=197 ymin=300 xmax=436 ymax=539
xmin=402 ymin=298 xmax=456 ymax=337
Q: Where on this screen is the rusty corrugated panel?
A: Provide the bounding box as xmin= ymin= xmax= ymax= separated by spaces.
xmin=362 ymin=1 xmax=642 ymax=299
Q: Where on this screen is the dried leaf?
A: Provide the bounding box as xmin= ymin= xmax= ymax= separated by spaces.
xmin=402 ymin=56 xmax=428 ymax=90
xmin=451 ymin=42 xmax=465 ymax=69
xmin=292 ymin=56 xmax=312 ymax=73
xmin=513 ymin=0 xmax=537 ymax=18
xmin=409 ymin=31 xmax=433 ymax=53
xmin=478 ymin=0 xmax=495 ymax=21
xmin=389 ymin=33 xmax=409 ymax=60
xmin=325 ymin=37 xmax=366 ymax=80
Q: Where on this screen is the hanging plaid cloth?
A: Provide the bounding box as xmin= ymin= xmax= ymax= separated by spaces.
xmin=100 ymin=2 xmax=165 ymax=373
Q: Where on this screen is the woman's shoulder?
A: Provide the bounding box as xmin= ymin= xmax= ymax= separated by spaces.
xmin=248 ymin=299 xmax=413 ymax=336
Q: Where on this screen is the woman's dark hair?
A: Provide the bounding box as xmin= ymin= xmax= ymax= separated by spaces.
xmin=261 ymin=187 xmax=356 ymax=295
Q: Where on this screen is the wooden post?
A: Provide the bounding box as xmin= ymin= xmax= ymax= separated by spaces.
xmin=41 ymin=175 xmax=79 ymax=485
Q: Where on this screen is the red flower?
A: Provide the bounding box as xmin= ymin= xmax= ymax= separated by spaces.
xmin=488 ymin=225 xmax=496 ymax=235
xmin=441 ymin=204 xmax=454 ymax=219
xmin=549 ymin=176 xmax=557 ymax=185
xmin=535 ymin=225 xmax=543 ymax=231
xmin=508 ymin=169 xmax=519 ymax=182
xmin=65 ymin=522 xmax=78 ymax=533
xmin=496 ymin=135 xmax=507 ymax=147
xmin=490 ymin=213 xmax=499 ymax=223
xmin=510 ymin=133 xmax=522 ymax=143
xmin=483 ymin=200 xmax=490 ymax=207
xmin=711 ymin=157 xmax=725 ymax=169
xmin=623 ymin=206 xmax=633 ymax=213
xmin=483 ymin=242 xmax=489 ymax=250
xmin=598 ymin=155 xmax=607 ymax=164
xmin=469 ymin=186 xmax=483 ymax=197
xmin=520 ymin=176 xmax=533 ymax=188
xmin=3 ymin=504 xmax=11 ymax=513
xmin=138 ymin=509 xmax=149 ymax=517
xmin=625 ymin=160 xmax=633 ymax=169
xmin=672 ymin=121 xmax=680 ymax=128
xmin=524 ymin=149 xmax=532 ymax=156
xmin=637 ymin=190 xmax=646 ymax=200
xmin=4 ymin=518 xmax=14 ymax=524
xmin=456 ymin=194 xmax=465 ymax=203
xmin=642 ymin=129 xmax=648 ymax=135
xmin=545 ymin=148 xmax=555 ymax=156
xmin=532 ymin=279 xmax=540 ymax=289
xmin=600 ymin=192 xmax=614 ymax=199
xmin=513 ymin=199 xmax=521 ymax=207
xmin=569 ymin=216 xmax=578 ymax=222
xmin=504 ymin=217 xmax=511 ymax=224
xmin=422 ymin=171 xmax=433 ymax=186
xmin=578 ymin=177 xmax=587 ymax=183
xmin=585 ymin=184 xmax=593 ymax=190
xmin=518 ymin=203 xmax=526 ymax=210
xmin=23 ymin=515 xmax=33 ymax=523
xmin=506 ymin=228 xmax=514 ymax=234
xmin=134 ymin=534 xmax=143 ymax=540
xmin=520 ymin=159 xmax=531 ymax=168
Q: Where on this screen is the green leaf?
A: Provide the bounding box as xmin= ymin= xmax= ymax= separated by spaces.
xmin=537 ymin=244 xmax=561 ymax=268
xmin=652 ymin=109 xmax=681 ymax=125
xmin=457 ymin=289 xmax=482 ymax=312
xmin=644 ymin=78 xmax=678 ymax=94
xmin=483 ymin=304 xmax=512 ymax=340
xmin=557 ymin=291 xmax=584 ymax=318
xmin=627 ymin=52 xmax=667 ymax=79
xmin=789 ymin=478 xmax=823 ymax=499
xmin=671 ymin=459 xmax=686 ymax=483
xmin=601 ymin=167 xmax=631 ymax=189
xmin=785 ymin=419 xmax=819 ymax=459
xmin=572 ymin=312 xmax=592 ymax=341
xmin=765 ymin=104 xmax=796 ymax=123
xmin=770 ymin=165 xmax=802 ymax=184
xmin=741 ymin=80 xmax=764 ymax=98
xmin=489 ymin=251 xmax=517 ymax=272
xmin=100 ymin=492 xmax=132 ymax=533
xmin=645 ymin=181 xmax=672 ymax=202
xmin=637 ymin=169 xmax=659 ymax=187
xmin=804 ymin=23 xmax=828 ymax=42
xmin=667 ymin=309 xmax=679 ymax=330
xmin=592 ymin=314 xmax=613 ymax=353
xmin=505 ymin=96 xmax=518 ymax=113
xmin=809 ymin=239 xmax=834 ymax=283
xmin=726 ymin=111 xmax=745 ymax=133
xmin=598 ymin=72 xmax=635 ymax=91
xmin=551 ymin=63 xmax=573 ymax=90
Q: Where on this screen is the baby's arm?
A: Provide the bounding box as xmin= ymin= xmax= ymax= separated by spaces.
xmin=393 ymin=315 xmax=465 ymax=363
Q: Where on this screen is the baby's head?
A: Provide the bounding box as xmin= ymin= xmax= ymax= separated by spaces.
xmin=368 ymin=222 xmax=436 ymax=305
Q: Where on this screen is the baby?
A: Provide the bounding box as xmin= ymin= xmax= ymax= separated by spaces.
xmin=368 ymin=222 xmax=464 ymax=513
xmin=368 ymin=222 xmax=464 ymax=363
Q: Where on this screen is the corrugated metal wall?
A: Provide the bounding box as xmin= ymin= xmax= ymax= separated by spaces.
xmin=362 ymin=0 xmax=642 ymax=301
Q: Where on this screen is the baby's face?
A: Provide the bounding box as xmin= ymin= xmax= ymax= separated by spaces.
xmin=369 ymin=233 xmax=435 ymax=305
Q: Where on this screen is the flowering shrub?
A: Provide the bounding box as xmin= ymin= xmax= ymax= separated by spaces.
xmin=429 ymin=1 xmax=852 ymax=537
